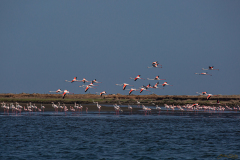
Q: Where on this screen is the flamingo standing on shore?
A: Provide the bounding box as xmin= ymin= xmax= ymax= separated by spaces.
xmin=156 ymin=105 xmax=161 ymax=115
xmin=113 ymin=104 xmax=122 ymax=115
xmin=41 ymin=104 xmax=45 ymax=112
xmin=93 ymin=100 xmax=101 ymax=113
xmin=96 ymin=103 xmax=101 ymax=113
xmin=52 ymin=102 xmax=58 ymax=112
xmin=142 ymin=105 xmax=151 ymax=115
xmin=128 ymin=104 xmax=133 ymax=114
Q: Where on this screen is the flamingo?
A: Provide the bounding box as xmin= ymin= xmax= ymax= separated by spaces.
xmin=52 ymin=102 xmax=58 ymax=112
xmin=128 ymin=104 xmax=133 ymax=114
xmin=207 ymin=94 xmax=213 ymax=100
xmin=196 ymin=92 xmax=208 ymax=95
xmin=70 ymin=106 xmax=76 ymax=112
xmin=130 ymin=75 xmax=145 ymax=81
xmin=142 ymin=105 xmax=151 ymax=115
xmin=116 ymin=83 xmax=134 ymax=90
xmin=62 ymin=90 xmax=73 ymax=99
xmin=100 ymin=91 xmax=107 ymax=96
xmin=65 ymin=77 xmax=81 ymax=83
xmin=162 ymin=82 xmax=173 ymax=87
xmin=58 ymin=102 xmax=63 ymax=111
xmin=148 ymin=61 xmax=162 ymax=68
xmin=195 ymin=72 xmax=212 ymax=76
xmin=113 ymin=104 xmax=122 ymax=115
xmin=63 ymin=105 xmax=68 ymax=113
xmin=156 ymin=105 xmax=161 ymax=115
xmin=49 ymin=89 xmax=63 ymax=93
xmin=79 ymin=78 xmax=90 ymax=83
xmin=41 ymin=104 xmax=45 ymax=112
xmin=93 ymin=100 xmax=101 ymax=113
xmin=127 ymin=88 xmax=138 ymax=95
xmin=202 ymin=66 xmax=219 ymax=71
xmin=92 ymin=79 xmax=102 ymax=83
xmin=147 ymin=76 xmax=166 ymax=81
xmin=96 ymin=103 xmax=101 ymax=113
xmin=139 ymin=86 xmax=151 ymax=94
xmin=152 ymin=82 xmax=164 ymax=89
xmin=80 ymin=85 xmax=96 ymax=92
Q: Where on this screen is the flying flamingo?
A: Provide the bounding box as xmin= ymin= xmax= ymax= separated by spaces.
xmin=79 ymin=81 xmax=98 ymax=92
xmin=147 ymin=76 xmax=166 ymax=81
xmin=49 ymin=89 xmax=63 ymax=93
xmin=207 ymin=94 xmax=213 ymax=100
xmin=62 ymin=90 xmax=73 ymax=99
xmin=116 ymin=83 xmax=134 ymax=90
xmin=139 ymin=87 xmax=147 ymax=93
xmin=80 ymin=85 xmax=96 ymax=92
xmin=196 ymin=92 xmax=208 ymax=95
xmin=100 ymin=91 xmax=107 ymax=96
xmin=148 ymin=61 xmax=162 ymax=68
xmin=127 ymin=88 xmax=138 ymax=95
xmin=65 ymin=77 xmax=81 ymax=83
xmin=152 ymin=82 xmax=164 ymax=89
xmin=130 ymin=75 xmax=145 ymax=81
xmin=195 ymin=72 xmax=212 ymax=76
xmin=92 ymin=79 xmax=102 ymax=83
xmin=202 ymin=66 xmax=219 ymax=71
xmin=162 ymin=82 xmax=173 ymax=87
xmin=79 ymin=78 xmax=90 ymax=83
xmin=139 ymin=85 xmax=152 ymax=94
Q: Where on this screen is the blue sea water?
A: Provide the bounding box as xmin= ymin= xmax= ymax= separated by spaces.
xmin=0 ymin=111 xmax=240 ymax=160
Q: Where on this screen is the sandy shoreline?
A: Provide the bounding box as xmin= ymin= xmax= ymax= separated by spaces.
xmin=0 ymin=93 xmax=239 ymax=106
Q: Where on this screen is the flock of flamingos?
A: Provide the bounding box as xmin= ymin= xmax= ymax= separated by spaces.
xmin=1 ymin=61 xmax=239 ymax=115
xmin=1 ymin=101 xmax=240 ymax=116
xmin=50 ymin=62 xmax=219 ymax=98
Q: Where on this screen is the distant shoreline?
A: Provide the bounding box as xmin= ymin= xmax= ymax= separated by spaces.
xmin=0 ymin=93 xmax=239 ymax=106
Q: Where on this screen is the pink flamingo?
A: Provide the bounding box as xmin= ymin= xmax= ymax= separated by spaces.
xmin=130 ymin=75 xmax=145 ymax=81
xmin=202 ymin=66 xmax=219 ymax=71
xmin=147 ymin=76 xmax=166 ymax=81
xmin=195 ymin=72 xmax=212 ymax=76
xmin=162 ymin=82 xmax=173 ymax=87
xmin=116 ymin=83 xmax=134 ymax=90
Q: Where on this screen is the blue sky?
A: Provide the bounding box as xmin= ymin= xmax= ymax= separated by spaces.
xmin=0 ymin=0 xmax=239 ymax=95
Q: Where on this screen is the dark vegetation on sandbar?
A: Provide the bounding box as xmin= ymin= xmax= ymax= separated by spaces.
xmin=0 ymin=93 xmax=239 ymax=106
